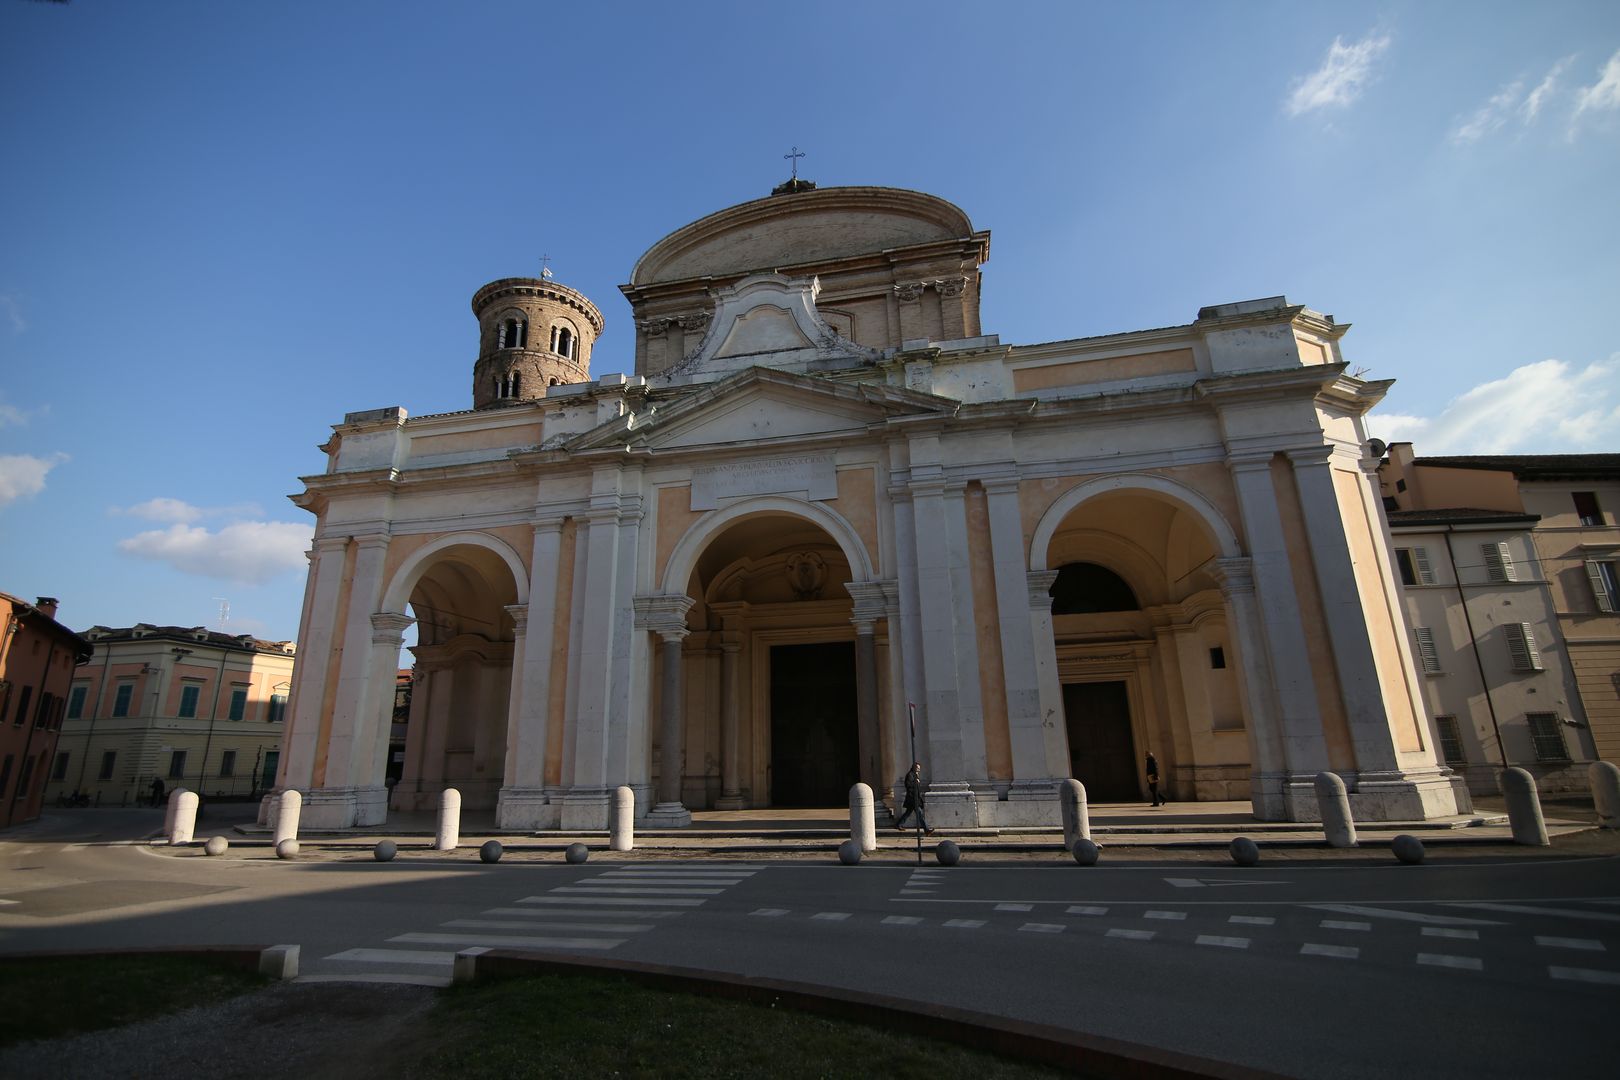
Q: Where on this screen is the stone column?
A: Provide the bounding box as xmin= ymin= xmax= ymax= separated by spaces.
xmin=311 ymin=533 xmax=393 ymax=827
xmin=895 ymin=282 xmax=927 ymax=341
xmin=562 ymin=493 xmax=624 ymax=831
xmin=498 ymin=519 xmax=563 ymax=829
xmin=1210 ymin=557 xmax=1290 ymax=820
xmin=846 ymin=582 xmax=887 ymax=793
xmin=280 ymin=537 xmax=350 ymax=792
xmin=714 ymin=642 xmax=745 ymax=809
xmin=635 ymin=593 xmax=695 ymax=827
xmin=1226 ymin=455 xmax=1330 ymax=814
xmin=1025 ymin=569 xmax=1066 ymax=778
xmin=936 ymin=277 xmax=969 ymax=340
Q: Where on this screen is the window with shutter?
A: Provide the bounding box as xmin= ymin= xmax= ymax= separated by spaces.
xmin=1525 ymin=712 xmax=1568 ymax=762
xmin=1505 ymin=623 xmax=1543 ymax=671
xmin=1482 ymin=542 xmax=1517 ymax=582
xmin=1413 ymin=627 xmax=1442 ymax=674
xmin=1573 ymin=491 xmax=1602 ymax=527
xmin=1433 ymin=715 xmax=1466 ymax=764
xmin=1586 ymin=559 xmax=1617 ymax=613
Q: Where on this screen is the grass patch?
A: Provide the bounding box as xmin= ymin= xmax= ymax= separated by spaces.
xmin=0 ymin=955 xmax=268 ymax=1048
xmin=404 ymin=972 xmax=1068 ymax=1079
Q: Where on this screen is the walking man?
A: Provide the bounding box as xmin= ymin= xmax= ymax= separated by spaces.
xmin=895 ymin=761 xmax=934 ymax=834
xmin=1146 ymin=751 xmax=1165 ymax=807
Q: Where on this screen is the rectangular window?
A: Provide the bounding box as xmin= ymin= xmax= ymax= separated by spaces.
xmin=1505 ymin=623 xmax=1544 ymax=672
xmin=1574 ymin=491 xmax=1603 ymax=527
xmin=17 ymin=755 xmax=34 ymax=798
xmin=33 ymin=691 xmax=53 ymax=728
xmin=66 ymin=685 xmax=87 ymax=720
xmin=1396 ymin=547 xmax=1436 ymax=587
xmin=1413 ymin=627 xmax=1442 ymax=674
xmin=98 ymin=750 xmax=117 ymax=780
xmin=0 ymin=753 xmax=11 ymax=798
xmin=51 ymin=751 xmax=69 ymax=781
xmin=167 ymin=750 xmax=187 ymax=779
xmin=1526 ymin=712 xmax=1569 ymax=762
xmin=1586 ymin=560 xmax=1618 ymax=613
xmin=0 ymin=680 xmax=9 ymax=725
xmin=261 ymin=750 xmax=280 ymax=790
xmin=1482 ymin=541 xmax=1518 ymax=583
xmin=219 ymin=750 xmax=236 ymax=777
xmin=1209 ymin=646 xmax=1226 ymax=669
xmin=112 ymin=683 xmax=133 ymax=717
xmin=13 ymin=685 xmax=31 ymax=727
xmin=177 ymin=684 xmax=200 ymax=719
xmin=1433 ymin=715 xmax=1466 ymax=765
xmin=228 ymin=688 xmax=247 ymax=722
xmin=267 ymin=693 xmax=288 ymax=724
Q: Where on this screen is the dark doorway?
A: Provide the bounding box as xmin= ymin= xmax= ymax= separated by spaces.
xmin=1062 ymin=681 xmax=1139 ymax=801
xmin=769 ymin=642 xmax=859 ymax=807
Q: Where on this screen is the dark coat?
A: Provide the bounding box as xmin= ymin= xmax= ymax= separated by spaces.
xmin=903 ymin=769 xmax=923 ymax=808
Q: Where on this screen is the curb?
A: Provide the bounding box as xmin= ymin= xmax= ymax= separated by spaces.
xmin=457 ymin=949 xmax=1289 ymax=1080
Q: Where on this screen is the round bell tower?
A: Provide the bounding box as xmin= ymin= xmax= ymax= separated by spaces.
xmin=471 ymin=277 xmax=603 ymax=409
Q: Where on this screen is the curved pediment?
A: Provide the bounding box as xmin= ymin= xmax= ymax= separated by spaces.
xmin=668 ymin=274 xmax=882 ymax=382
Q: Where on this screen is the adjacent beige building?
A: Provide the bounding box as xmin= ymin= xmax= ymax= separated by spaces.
xmin=1380 ymin=448 xmax=1620 ymax=779
xmin=45 ymin=624 xmax=296 ymax=806
xmin=272 ymin=182 xmax=1468 ymax=830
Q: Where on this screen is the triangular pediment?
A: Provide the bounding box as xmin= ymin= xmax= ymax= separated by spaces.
xmin=666 ymin=273 xmax=884 ymax=382
xmin=566 ymin=367 xmax=958 ymax=454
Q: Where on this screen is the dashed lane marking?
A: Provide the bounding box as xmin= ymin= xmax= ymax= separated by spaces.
xmin=1310 ymin=903 xmax=1502 ymax=926
xmin=995 ymin=903 xmax=1033 ymax=912
xmin=882 ymin=916 xmax=923 ymax=926
xmin=1548 ymin=966 xmax=1620 ymax=985
xmin=551 ymin=886 xmax=725 ymax=896
xmin=520 ymin=896 xmax=706 ymax=907
xmin=1144 ymin=910 xmax=1187 ymax=921
xmin=1320 ymin=920 xmax=1371 ymax=932
xmin=1067 ymin=905 xmax=1108 ymax=916
xmin=750 ymin=908 xmax=789 ymax=917
xmin=483 ymin=907 xmax=683 ymax=919
xmin=444 ymin=919 xmax=655 ymax=933
xmin=811 ymin=912 xmax=851 ymax=921
xmin=392 ymin=932 xmax=626 ymax=950
xmin=1106 ymin=928 xmax=1155 ymax=941
xmin=1300 ymin=943 xmax=1359 ymax=959
xmin=1417 ymin=953 xmax=1483 ymax=972
xmin=1230 ymin=915 xmax=1275 ymax=926
xmin=1421 ymin=927 xmax=1479 ymax=941
xmin=944 ymin=919 xmax=985 ymax=929
xmin=1019 ymin=923 xmax=1065 ymax=934
xmin=1536 ymin=936 xmax=1605 ymax=952
xmin=1196 ymin=935 xmax=1250 ymax=949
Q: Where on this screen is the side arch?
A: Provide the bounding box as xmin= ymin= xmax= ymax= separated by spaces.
xmin=380 ymin=531 xmax=530 ymax=614
xmin=660 ymin=496 xmax=877 ymax=596
xmin=1029 ymin=473 xmax=1241 ymax=570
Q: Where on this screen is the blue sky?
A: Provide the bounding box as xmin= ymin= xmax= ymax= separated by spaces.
xmin=2 ymin=1 xmax=1618 ymax=643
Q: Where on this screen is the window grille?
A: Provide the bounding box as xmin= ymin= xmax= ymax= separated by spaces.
xmin=1525 ymin=712 xmax=1568 ymax=762
xmin=1433 ymin=715 xmax=1466 ymax=765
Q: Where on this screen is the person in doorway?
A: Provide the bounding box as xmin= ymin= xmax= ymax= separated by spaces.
xmin=149 ymin=776 xmax=166 ymax=808
xmin=895 ymin=762 xmax=934 ymax=834
xmin=1146 ymin=751 xmax=1165 ymax=807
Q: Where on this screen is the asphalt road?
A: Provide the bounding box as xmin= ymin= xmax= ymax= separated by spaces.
xmin=3 ymin=809 xmax=1617 ymax=1078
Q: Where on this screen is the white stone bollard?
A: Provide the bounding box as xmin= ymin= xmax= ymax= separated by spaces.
xmin=1501 ymin=767 xmax=1549 ymax=846
xmin=164 ymin=787 xmax=188 ymax=837
xmin=259 ymin=944 xmax=299 ymax=980
xmin=1590 ymin=761 xmax=1620 ymax=829
xmin=273 ymin=789 xmax=302 ymax=846
xmin=437 ymin=788 xmax=461 ymax=851
xmin=1314 ymin=772 xmax=1358 ymax=848
xmin=170 ymin=790 xmax=199 ymax=845
xmin=610 ymin=785 xmax=635 ymax=852
xmin=849 ymin=782 xmax=878 ymax=854
xmin=1058 ymin=779 xmax=1089 ymax=850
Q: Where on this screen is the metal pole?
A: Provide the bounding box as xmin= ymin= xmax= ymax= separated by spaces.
xmin=908 ymin=702 xmax=920 ymax=866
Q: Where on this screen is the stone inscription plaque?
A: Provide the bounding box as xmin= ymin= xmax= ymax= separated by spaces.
xmin=691 ymin=454 xmax=837 ymax=510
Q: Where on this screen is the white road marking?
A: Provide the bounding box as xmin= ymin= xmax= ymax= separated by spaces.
xmin=1197 ymin=935 xmax=1250 ymax=949
xmin=811 ymin=912 xmax=851 ymax=921
xmin=1417 ymin=953 xmax=1483 ymax=971
xmin=1536 ymin=936 xmax=1605 ymax=952
xmin=445 ymin=919 xmax=654 ymax=933
xmin=591 ymin=877 xmax=748 ymax=886
xmin=0 ymin=899 xmax=18 ymax=906
xmin=1145 ymin=910 xmax=1186 ymax=921
xmin=1067 ymin=905 xmax=1108 ymax=916
xmin=750 ymin=908 xmax=789 ymax=917
xmin=1421 ymin=927 xmax=1479 ymax=941
xmin=552 ymin=886 xmax=724 ymax=896
xmin=324 ymin=949 xmax=453 ymax=966
xmin=1301 ymin=943 xmax=1359 ymax=959
xmin=520 ymin=896 xmax=706 ymax=907
xmin=1311 ymin=904 xmax=1501 ymax=926
xmin=392 ymin=932 xmax=625 ymax=950
xmin=1165 ymin=877 xmax=1283 ymax=888
xmin=1548 ymin=965 xmax=1620 ymax=985
xmin=1320 ymin=920 xmax=1371 ymax=932
xmin=483 ymin=907 xmax=682 ymax=919
xmin=1107 ymin=928 xmax=1155 ymax=941
xmin=1019 ymin=923 xmax=1064 ymax=934
xmin=598 ymin=869 xmax=756 ymax=876
xmin=944 ymin=919 xmax=985 ymax=929
xmin=883 ymin=916 xmax=923 ymax=926
xmin=995 ymin=903 xmax=1033 ymax=912
xmin=1447 ymin=902 xmax=1620 ymax=924
xmin=900 ymin=889 xmax=935 ymax=895
xmin=1229 ymin=915 xmax=1275 ymax=926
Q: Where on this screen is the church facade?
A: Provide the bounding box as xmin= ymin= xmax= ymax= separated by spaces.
xmin=273 ymin=183 xmax=1469 ymax=830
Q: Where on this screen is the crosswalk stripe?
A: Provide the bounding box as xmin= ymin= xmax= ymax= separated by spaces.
xmin=1067 ymin=905 xmax=1107 ymax=916
xmin=1548 ymin=965 xmax=1620 ymax=985
xmin=1448 ymin=902 xmax=1620 ymax=924
xmin=1301 ymin=943 xmax=1359 ymax=959
xmin=750 ymin=908 xmax=789 ymax=917
xmin=1320 ymin=920 xmax=1371 ymax=932
xmin=1417 ymin=953 xmax=1483 ymax=971
xmin=1230 ymin=915 xmax=1275 ymax=926
xmin=595 ymin=871 xmax=753 ymax=879
xmin=1311 ymin=903 xmax=1502 ymax=926
xmin=1020 ymin=923 xmax=1064 ymax=934
xmin=324 ymin=949 xmax=453 ymax=966
xmin=483 ymin=907 xmax=683 ymax=919
xmin=520 ymin=896 xmax=706 ymax=907
xmin=391 ymin=932 xmax=626 ymax=950
xmin=552 ymin=886 xmax=724 ymax=895
xmin=1145 ymin=911 xmax=1186 ymax=921
xmin=444 ymin=919 xmax=654 ymax=933
xmin=1421 ymin=927 xmax=1479 ymax=940
xmin=995 ymin=903 xmax=1033 ymax=912
xmin=883 ymin=916 xmax=923 ymax=926
xmin=584 ymin=878 xmax=746 ymax=887
xmin=944 ymin=919 xmax=985 ymax=929
xmin=1196 ymin=935 xmax=1249 ymax=949
xmin=811 ymin=912 xmax=851 ymax=921
xmin=1107 ymin=928 xmax=1155 ymax=941
xmin=1536 ymin=936 xmax=1605 ymax=952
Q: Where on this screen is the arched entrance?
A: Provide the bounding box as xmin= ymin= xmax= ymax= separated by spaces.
xmin=387 ymin=540 xmax=523 ymax=813
xmin=1035 ymin=478 xmax=1249 ymax=804
xmin=661 ymin=505 xmax=881 ymax=810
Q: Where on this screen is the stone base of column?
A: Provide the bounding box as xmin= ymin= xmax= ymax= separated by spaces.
xmin=714 ymin=791 xmax=749 ymax=810
xmin=496 ymin=787 xmax=558 ymax=830
xmin=643 ymin=801 xmax=692 ymax=828
xmin=1348 ymin=768 xmax=1470 ymax=820
xmin=256 ymin=792 xmax=277 ymax=827
xmin=560 ymin=791 xmax=611 ymax=832
xmin=1249 ymin=772 xmax=1293 ymax=822
xmin=917 ymin=784 xmax=980 ymax=828
xmin=991 ymin=779 xmax=1063 ymax=827
xmin=297 ymin=785 xmax=388 ymax=829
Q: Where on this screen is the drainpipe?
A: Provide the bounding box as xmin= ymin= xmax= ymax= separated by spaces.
xmin=1441 ymin=529 xmax=1508 ymax=768
xmin=73 ymin=642 xmax=115 ymax=793
xmin=195 ymin=643 xmax=230 ymax=797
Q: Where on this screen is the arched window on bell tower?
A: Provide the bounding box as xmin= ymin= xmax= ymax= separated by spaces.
xmin=556 ymin=326 xmax=574 ymax=359
xmin=500 ymin=318 xmax=528 ymax=349
xmin=510 ymin=371 xmax=521 ymax=396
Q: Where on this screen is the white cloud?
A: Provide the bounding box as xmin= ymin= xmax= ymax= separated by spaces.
xmin=1288 ymin=32 xmax=1392 ymax=116
xmin=0 ymin=452 xmax=67 ymax=508
xmin=1368 ymin=355 xmax=1620 ymax=454
xmin=1451 ymin=80 xmax=1524 ymax=143
xmin=0 ymin=294 xmax=25 ymax=334
xmin=1521 ymin=57 xmax=1574 ymax=123
xmin=0 ymin=399 xmax=28 ymax=428
xmin=1571 ymin=47 xmax=1620 ymax=131
xmin=117 ymin=520 xmax=314 ymax=585
xmin=114 ymin=496 xmax=205 ymax=523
